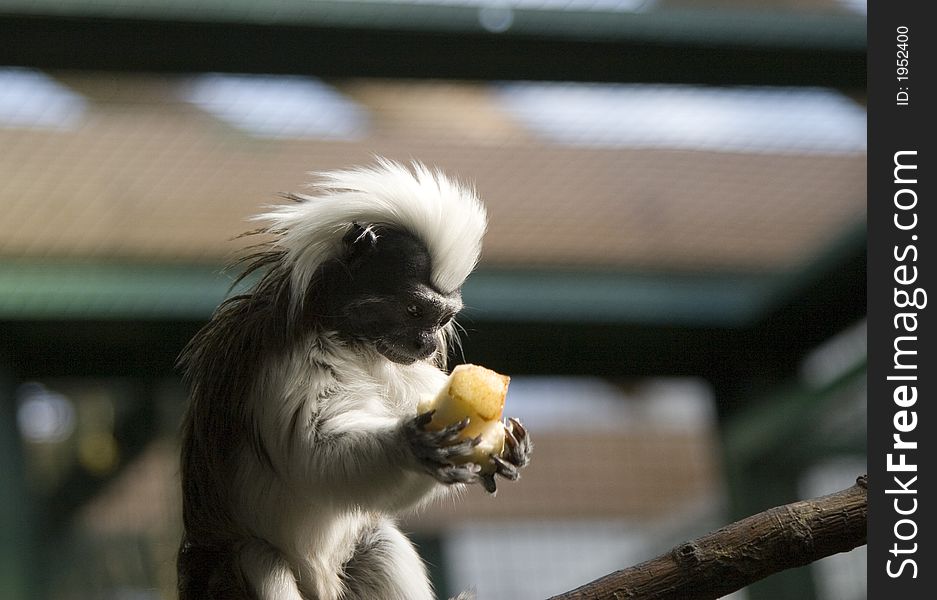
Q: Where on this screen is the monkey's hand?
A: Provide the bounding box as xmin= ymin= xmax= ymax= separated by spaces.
xmin=480 ymin=418 xmax=532 ymax=495
xmin=404 ymin=411 xmax=482 ymax=485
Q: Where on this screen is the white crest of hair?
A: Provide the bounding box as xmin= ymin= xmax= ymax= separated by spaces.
xmin=256 ymin=158 xmax=488 ymax=303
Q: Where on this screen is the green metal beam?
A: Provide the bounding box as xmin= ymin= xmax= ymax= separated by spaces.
xmin=0 ymin=260 xmax=779 ymax=327
xmin=0 ymin=222 xmax=866 ymax=326
xmin=0 ymin=4 xmax=866 ymax=87
xmin=0 ymin=1 xmax=866 ymax=50
xmin=0 ymin=262 xmax=233 ymax=321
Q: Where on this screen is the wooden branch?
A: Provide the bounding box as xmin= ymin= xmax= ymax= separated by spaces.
xmin=548 ymin=475 xmax=867 ymax=600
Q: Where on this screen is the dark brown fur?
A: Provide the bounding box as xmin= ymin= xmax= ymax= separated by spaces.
xmin=176 ymin=242 xmax=298 ymax=599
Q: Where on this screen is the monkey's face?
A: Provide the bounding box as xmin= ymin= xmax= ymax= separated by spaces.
xmin=320 ymin=225 xmax=464 ymax=365
xmin=351 ymin=283 xmax=462 ymax=365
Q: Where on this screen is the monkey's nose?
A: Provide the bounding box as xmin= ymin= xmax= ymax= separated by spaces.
xmin=411 ymin=335 xmax=437 ymax=358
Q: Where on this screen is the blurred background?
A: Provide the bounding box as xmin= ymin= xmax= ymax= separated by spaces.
xmin=0 ymin=1 xmax=866 ymax=599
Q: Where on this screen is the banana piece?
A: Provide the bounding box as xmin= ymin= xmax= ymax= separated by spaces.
xmin=418 ymin=364 xmax=510 ymax=474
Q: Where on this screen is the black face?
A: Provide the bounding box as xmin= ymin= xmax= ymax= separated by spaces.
xmin=315 ymin=224 xmax=463 ymax=365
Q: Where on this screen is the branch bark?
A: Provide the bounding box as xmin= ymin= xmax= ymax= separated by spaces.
xmin=548 ymin=475 xmax=867 ymax=600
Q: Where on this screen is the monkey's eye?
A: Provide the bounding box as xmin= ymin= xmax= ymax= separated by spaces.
xmin=406 ymin=304 xmax=423 ymax=319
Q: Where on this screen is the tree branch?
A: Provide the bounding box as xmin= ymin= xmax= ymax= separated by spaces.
xmin=548 ymin=475 xmax=867 ymax=600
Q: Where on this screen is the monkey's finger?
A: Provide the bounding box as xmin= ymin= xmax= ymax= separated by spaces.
xmin=414 ymin=410 xmax=436 ymax=429
xmin=480 ymin=473 xmax=498 ymax=494
xmin=507 ymin=418 xmax=528 ymax=441
xmin=491 ymin=455 xmax=520 ymax=481
xmin=444 ymin=417 xmax=471 ymax=434
xmin=501 ymin=418 xmax=532 ymax=468
xmin=437 ymin=463 xmax=481 ymax=485
xmin=437 ymin=419 xmax=473 ymax=445
xmin=503 ymin=422 xmax=520 ymax=451
xmin=436 ymin=438 xmax=480 ymax=460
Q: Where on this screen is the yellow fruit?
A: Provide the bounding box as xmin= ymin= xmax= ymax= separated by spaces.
xmin=469 ymin=420 xmax=507 ymax=474
xmin=419 ymin=364 xmax=510 ymax=473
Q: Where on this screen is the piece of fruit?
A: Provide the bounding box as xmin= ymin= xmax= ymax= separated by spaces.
xmin=418 ymin=364 xmax=510 ymax=473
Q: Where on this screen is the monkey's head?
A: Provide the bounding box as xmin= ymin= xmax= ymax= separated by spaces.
xmin=315 ymin=223 xmax=463 ymax=365
xmin=256 ymin=159 xmax=487 ymax=365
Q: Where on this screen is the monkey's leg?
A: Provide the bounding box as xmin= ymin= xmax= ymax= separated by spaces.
xmin=239 ymin=540 xmax=305 ymax=600
xmin=341 ymin=518 xmax=435 ymax=600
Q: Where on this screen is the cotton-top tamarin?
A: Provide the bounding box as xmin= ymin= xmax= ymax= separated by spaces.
xmin=177 ymin=160 xmax=532 ymax=600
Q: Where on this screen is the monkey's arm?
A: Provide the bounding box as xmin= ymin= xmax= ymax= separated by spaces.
xmin=281 ymin=406 xmax=480 ymax=510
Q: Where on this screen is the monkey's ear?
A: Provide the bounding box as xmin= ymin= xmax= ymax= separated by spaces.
xmin=342 ymin=223 xmax=379 ymax=260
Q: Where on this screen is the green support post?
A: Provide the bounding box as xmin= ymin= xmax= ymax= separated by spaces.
xmin=0 ymin=358 xmax=33 ymax=600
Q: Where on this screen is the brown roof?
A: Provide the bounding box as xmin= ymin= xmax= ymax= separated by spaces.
xmin=403 ymin=429 xmax=721 ymax=531
xmin=0 ymin=73 xmax=865 ymax=272
xmin=78 ymin=428 xmax=721 ymax=537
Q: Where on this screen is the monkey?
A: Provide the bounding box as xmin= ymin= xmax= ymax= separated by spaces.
xmin=176 ymin=160 xmax=532 ymax=600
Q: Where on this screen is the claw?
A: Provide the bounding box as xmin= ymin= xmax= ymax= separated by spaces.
xmin=438 ymin=462 xmax=481 ymax=485
xmin=492 ymin=455 xmax=519 ymax=480
xmin=407 ymin=411 xmax=488 ymax=486
xmin=481 ymin=473 xmax=498 ymax=494
xmin=507 ymin=417 xmax=527 ymax=439
xmin=415 ymin=410 xmax=436 ymax=428
xmin=430 ymin=459 xmax=480 ymax=481
xmin=499 ymin=417 xmax=532 ymax=469
xmin=409 ymin=412 xmax=530 ymax=490
xmin=437 ymin=438 xmax=478 ymax=461
xmin=439 ymin=429 xmax=462 ymax=445
xmin=503 ymin=423 xmax=519 ymax=450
